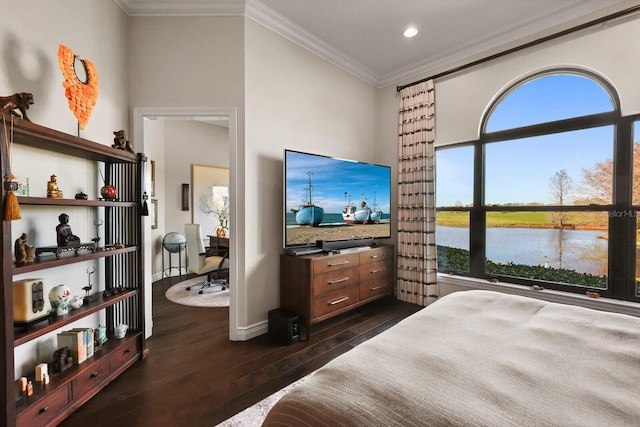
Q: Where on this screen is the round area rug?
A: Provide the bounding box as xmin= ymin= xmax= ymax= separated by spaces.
xmin=165 ymin=277 xmax=230 ymax=308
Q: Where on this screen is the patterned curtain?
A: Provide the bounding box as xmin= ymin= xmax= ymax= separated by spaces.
xmin=397 ymin=80 xmax=437 ymax=306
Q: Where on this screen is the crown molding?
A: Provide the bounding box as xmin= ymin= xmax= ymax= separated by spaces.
xmin=379 ymin=0 xmax=635 ymax=88
xmin=114 ymin=0 xmax=245 ymax=16
xmin=115 ymin=0 xmax=379 ymax=85
xmin=244 ymin=0 xmax=379 ymax=86
xmin=115 ymin=0 xmax=635 ymax=88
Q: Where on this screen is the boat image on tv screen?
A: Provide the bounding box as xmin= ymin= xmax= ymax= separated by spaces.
xmin=284 ymin=149 xmax=391 ymax=248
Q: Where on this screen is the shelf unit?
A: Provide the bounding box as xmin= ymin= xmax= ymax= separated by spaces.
xmin=0 ymin=118 xmax=146 ymax=427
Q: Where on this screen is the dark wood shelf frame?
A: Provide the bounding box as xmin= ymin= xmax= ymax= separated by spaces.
xmin=14 ymin=290 xmax=138 ymax=346
xmin=17 ymin=196 xmax=138 ymax=208
xmin=0 ymin=117 xmax=146 ymax=427
xmin=15 ymin=332 xmax=142 ymax=421
xmin=10 ymin=120 xmax=137 ymax=163
xmin=14 ymin=246 xmax=137 ymax=275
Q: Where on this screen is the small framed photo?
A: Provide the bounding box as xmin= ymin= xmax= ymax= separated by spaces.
xmin=181 ymin=183 xmax=189 ymax=211
xmin=151 ymin=199 xmax=158 ymax=229
xmin=14 ymin=176 xmax=30 ymax=196
xmin=150 ymin=160 xmax=156 ymax=197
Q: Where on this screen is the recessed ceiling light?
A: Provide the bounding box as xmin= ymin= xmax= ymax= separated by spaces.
xmin=404 ymin=27 xmax=418 ymax=38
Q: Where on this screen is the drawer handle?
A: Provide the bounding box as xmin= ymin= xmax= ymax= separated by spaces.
xmin=328 ymin=277 xmax=349 ymax=285
xmin=328 ymin=260 xmax=349 ymax=266
xmin=124 ymin=349 xmax=131 ymax=354
xmin=90 ymin=371 xmax=99 ymax=378
xmin=370 ymin=254 xmax=382 ymax=259
xmin=370 ymin=268 xmax=385 ymax=274
xmin=370 ymin=284 xmax=386 ymax=291
xmin=40 ymin=406 xmax=49 ymax=414
xmin=328 ymin=296 xmax=349 ymax=305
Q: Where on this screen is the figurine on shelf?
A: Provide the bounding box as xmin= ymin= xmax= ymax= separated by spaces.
xmin=56 ymin=213 xmax=81 ymax=247
xmin=52 ymin=346 xmax=73 ymax=373
xmin=0 ymin=92 xmax=34 ymax=121
xmin=69 ymin=295 xmax=84 ymax=310
xmin=83 ymin=266 xmax=97 ymax=304
xmin=92 ymin=218 xmax=103 ymax=250
xmin=14 ymin=233 xmax=34 ymax=266
xmin=112 ymin=129 xmax=134 ymax=153
xmin=47 ymin=174 xmax=63 ymax=199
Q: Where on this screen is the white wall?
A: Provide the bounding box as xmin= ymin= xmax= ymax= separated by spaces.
xmin=243 ymin=18 xmax=378 ymax=332
xmin=128 ymin=15 xmax=378 ymax=338
xmin=0 ymin=0 xmax=129 ymax=141
xmin=127 ymin=16 xmax=245 ymax=338
xmin=0 ymin=0 xmax=130 ymax=378
xmin=377 ymin=14 xmax=640 ymax=148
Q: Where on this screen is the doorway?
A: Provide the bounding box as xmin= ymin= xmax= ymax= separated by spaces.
xmin=133 ymin=107 xmax=239 ymax=340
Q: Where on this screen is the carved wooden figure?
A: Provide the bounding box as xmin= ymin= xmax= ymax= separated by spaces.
xmin=0 ymin=92 xmax=34 ymax=121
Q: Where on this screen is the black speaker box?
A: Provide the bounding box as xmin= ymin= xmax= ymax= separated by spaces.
xmin=268 ymin=308 xmax=301 ymax=345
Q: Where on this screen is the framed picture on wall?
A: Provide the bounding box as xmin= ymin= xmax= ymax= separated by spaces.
xmin=150 ymin=160 xmax=156 ymax=197
xmin=151 ymin=199 xmax=158 ymax=229
xmin=192 ymin=164 xmax=229 ymax=236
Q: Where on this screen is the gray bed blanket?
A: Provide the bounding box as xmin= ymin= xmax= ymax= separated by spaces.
xmin=262 ymin=290 xmax=640 ymax=426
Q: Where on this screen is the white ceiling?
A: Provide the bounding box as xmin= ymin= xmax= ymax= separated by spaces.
xmin=115 ymin=0 xmax=638 ymax=88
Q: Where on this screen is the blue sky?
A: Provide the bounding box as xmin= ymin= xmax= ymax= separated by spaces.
xmin=437 ymin=74 xmax=618 ymax=206
xmin=285 ymin=150 xmax=391 ymax=214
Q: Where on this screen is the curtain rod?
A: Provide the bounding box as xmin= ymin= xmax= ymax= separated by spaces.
xmin=396 ymin=5 xmax=640 ymax=92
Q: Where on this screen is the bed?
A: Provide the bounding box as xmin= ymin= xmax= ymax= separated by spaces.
xmin=262 ymin=290 xmax=640 ymax=426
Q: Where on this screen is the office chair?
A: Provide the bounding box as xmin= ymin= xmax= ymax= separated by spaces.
xmin=184 ymin=223 xmax=229 ymax=294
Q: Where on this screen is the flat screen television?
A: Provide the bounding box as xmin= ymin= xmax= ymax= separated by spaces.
xmin=284 ymin=149 xmax=391 ymax=248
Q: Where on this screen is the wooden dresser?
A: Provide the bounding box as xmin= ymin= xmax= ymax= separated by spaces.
xmin=279 ymin=244 xmax=394 ymax=339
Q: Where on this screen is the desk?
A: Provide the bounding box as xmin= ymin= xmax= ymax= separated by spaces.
xmin=207 ymin=236 xmax=229 ymax=257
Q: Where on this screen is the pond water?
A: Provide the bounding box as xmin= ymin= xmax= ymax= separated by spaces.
xmin=437 ymin=225 xmax=609 ymax=276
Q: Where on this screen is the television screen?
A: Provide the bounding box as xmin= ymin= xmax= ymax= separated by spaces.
xmin=284 ymin=149 xmax=391 ymax=248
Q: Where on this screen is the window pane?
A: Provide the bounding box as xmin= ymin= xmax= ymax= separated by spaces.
xmin=636 ymin=230 xmax=640 ymax=297
xmin=436 ymin=211 xmax=469 ymax=272
xmin=436 ymin=145 xmax=473 ymax=207
xmin=485 ymin=127 xmax=614 ymax=206
xmin=486 ymin=74 xmax=614 ymax=132
xmin=633 ymin=121 xmax=640 ymax=297
xmin=633 ymin=121 xmax=640 ymax=206
xmin=485 ymin=211 xmax=608 ymax=289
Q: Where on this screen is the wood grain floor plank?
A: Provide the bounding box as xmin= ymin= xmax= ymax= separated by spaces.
xmin=59 ymin=275 xmax=420 ymax=427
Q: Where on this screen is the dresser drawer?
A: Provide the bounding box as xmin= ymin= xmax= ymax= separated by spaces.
xmin=313 ymin=286 xmax=359 ymax=317
xmin=359 ymin=246 xmax=393 ymax=265
xmin=360 ymin=277 xmax=393 ymax=300
xmin=17 ymin=383 xmax=70 ymax=427
xmin=359 ymin=259 xmax=391 ymax=283
xmin=313 ymin=266 xmax=359 ymax=296
xmin=312 ymin=253 xmax=359 ymax=275
xmin=110 ymin=337 xmax=140 ymax=371
xmin=72 ymin=357 xmax=110 ymax=398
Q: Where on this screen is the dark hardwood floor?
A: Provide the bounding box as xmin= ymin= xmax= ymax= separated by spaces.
xmin=59 ymin=274 xmax=422 ymax=427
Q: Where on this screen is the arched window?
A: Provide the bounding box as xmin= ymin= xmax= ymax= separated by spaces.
xmin=486 ymin=73 xmax=615 ymax=132
xmin=436 ymin=70 xmax=640 ymax=301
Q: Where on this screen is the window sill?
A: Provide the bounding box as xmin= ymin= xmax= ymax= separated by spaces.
xmin=438 ymin=273 xmax=640 ymax=318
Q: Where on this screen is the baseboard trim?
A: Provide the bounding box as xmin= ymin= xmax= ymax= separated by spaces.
xmin=233 ymin=320 xmax=268 ymax=341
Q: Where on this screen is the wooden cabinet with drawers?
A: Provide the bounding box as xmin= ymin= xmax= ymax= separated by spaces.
xmin=280 ymin=244 xmax=394 ymax=339
xmin=17 ymin=335 xmax=140 ymax=427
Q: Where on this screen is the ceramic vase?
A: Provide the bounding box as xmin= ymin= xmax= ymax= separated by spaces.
xmin=49 ymin=284 xmax=71 ymax=316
